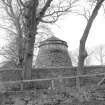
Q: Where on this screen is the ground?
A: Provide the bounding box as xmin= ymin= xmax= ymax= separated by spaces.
xmin=1 ymin=85 xmax=105 ymax=105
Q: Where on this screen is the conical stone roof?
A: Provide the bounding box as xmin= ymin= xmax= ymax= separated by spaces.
xmin=35 ymin=36 xmax=72 ymax=68
xmin=39 ymin=36 xmax=68 ymax=47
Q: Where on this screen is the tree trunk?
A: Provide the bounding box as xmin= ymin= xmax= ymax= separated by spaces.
xmin=15 ymin=18 xmax=24 ymax=68
xmin=23 ymin=30 xmax=36 ymax=80
xmin=22 ymin=0 xmax=53 ymax=81
xmin=17 ymin=36 xmax=24 ymax=68
xmin=76 ymin=0 xmax=104 ymax=90
xmin=23 ymin=0 xmax=38 ymax=80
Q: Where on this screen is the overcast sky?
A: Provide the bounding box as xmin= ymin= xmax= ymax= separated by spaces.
xmin=0 ymin=1 xmax=105 ymax=65
xmin=0 ymin=1 xmax=105 ymax=52
xmin=50 ymin=7 xmax=105 ymax=51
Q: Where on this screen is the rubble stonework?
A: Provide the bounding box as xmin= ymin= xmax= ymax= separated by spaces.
xmin=35 ymin=36 xmax=72 ymax=68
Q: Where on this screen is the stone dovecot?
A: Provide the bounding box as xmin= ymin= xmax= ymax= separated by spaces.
xmin=35 ymin=36 xmax=72 ymax=68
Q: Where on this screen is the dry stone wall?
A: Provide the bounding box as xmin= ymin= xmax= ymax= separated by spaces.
xmin=0 ymin=66 xmax=105 ymax=90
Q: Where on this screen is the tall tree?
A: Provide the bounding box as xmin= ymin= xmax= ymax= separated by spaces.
xmin=18 ymin=0 xmax=78 ymax=79
xmin=0 ymin=0 xmax=53 ymax=67
xmin=77 ymin=0 xmax=105 ymax=91
xmin=0 ymin=0 xmax=78 ymax=79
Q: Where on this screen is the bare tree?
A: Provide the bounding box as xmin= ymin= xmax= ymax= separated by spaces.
xmin=0 ymin=24 xmax=53 ymax=67
xmin=92 ymin=45 xmax=105 ymax=65
xmin=0 ymin=0 xmax=78 ymax=79
xmin=17 ymin=0 xmax=78 ymax=79
xmin=0 ymin=0 xmax=25 ymax=67
xmin=0 ymin=40 xmax=18 ymax=67
xmin=76 ymin=0 xmax=105 ymax=91
xmin=70 ymin=49 xmax=92 ymax=66
xmin=78 ymin=0 xmax=104 ymax=74
xmin=0 ymin=0 xmax=53 ymax=67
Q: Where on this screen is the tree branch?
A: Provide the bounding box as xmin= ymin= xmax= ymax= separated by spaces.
xmin=37 ymin=0 xmax=53 ymax=23
xmin=0 ymin=24 xmax=17 ymax=35
xmin=44 ymin=7 xmax=71 ymax=17
xmin=18 ymin=0 xmax=26 ymax=7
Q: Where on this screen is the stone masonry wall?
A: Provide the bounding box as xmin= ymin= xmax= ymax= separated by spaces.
xmin=0 ymin=66 xmax=105 ymax=89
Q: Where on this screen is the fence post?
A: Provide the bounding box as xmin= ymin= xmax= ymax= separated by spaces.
xmin=51 ymin=80 xmax=55 ymax=89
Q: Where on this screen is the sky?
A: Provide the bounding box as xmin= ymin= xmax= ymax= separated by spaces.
xmin=0 ymin=1 xmax=105 ymax=53
xmin=0 ymin=1 xmax=105 ymax=65
xmin=50 ymin=7 xmax=105 ymax=51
